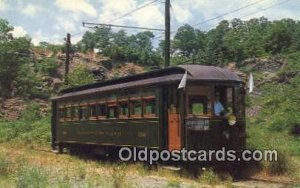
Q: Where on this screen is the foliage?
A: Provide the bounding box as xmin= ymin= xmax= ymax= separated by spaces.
xmin=0 ymin=19 xmax=31 ymax=99
xmin=77 ymin=29 xmax=161 ymax=66
xmin=35 ymin=57 xmax=59 ymax=77
xmin=170 ymin=17 xmax=300 ymax=65
xmin=37 ymin=42 xmax=63 ymax=55
xmin=0 ymin=103 xmax=51 ymax=145
xmin=15 ymin=63 xmax=51 ymax=99
xmin=63 ymin=63 xmax=95 ymax=88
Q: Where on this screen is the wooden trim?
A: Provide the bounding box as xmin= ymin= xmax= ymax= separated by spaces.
xmin=89 ymin=117 xmax=97 ymax=120
xmin=129 ymin=97 xmax=141 ymax=101
xmin=142 ymin=96 xmax=155 ymax=100
xmin=119 ymin=115 xmax=129 ymax=119
xmin=88 ymin=102 xmax=98 ymax=105
xmin=97 ymin=101 xmax=106 ymax=104
xmin=118 ymin=99 xmax=128 ymax=102
xmin=97 ymin=116 xmax=106 ymax=120
xmin=130 ymin=114 xmax=142 ymax=118
xmin=107 ymin=103 xmax=117 ymax=107
xmin=143 ymin=114 xmax=157 ymax=118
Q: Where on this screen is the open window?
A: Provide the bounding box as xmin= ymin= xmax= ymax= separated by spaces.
xmin=143 ymin=96 xmax=157 ymax=118
xmin=130 ymin=99 xmax=142 ymax=118
xmin=107 ymin=101 xmax=117 ymax=119
xmin=65 ymin=106 xmax=72 ymax=121
xmin=119 ymin=100 xmax=129 ymax=119
xmin=79 ymin=105 xmax=88 ymax=121
xmin=214 ymin=86 xmax=235 ymax=116
xmin=58 ymin=107 xmax=65 ymax=122
xmin=71 ymin=106 xmax=79 ymax=121
xmin=188 ymin=95 xmax=208 ymax=116
xmin=89 ymin=104 xmax=97 ymax=120
xmin=97 ymin=103 xmax=106 ymax=119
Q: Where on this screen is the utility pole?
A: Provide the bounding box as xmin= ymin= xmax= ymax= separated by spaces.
xmin=64 ymin=33 xmax=71 ymax=85
xmin=165 ymin=0 xmax=171 ymax=68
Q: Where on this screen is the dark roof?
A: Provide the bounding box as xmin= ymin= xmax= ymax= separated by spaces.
xmin=52 ymin=65 xmax=242 ymax=100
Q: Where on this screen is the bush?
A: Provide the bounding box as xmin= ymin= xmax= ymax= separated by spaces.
xmin=16 ymin=64 xmax=51 ymax=100
xmin=35 ymin=57 xmax=59 ymax=77
xmin=63 ymin=63 xmax=95 ymax=88
xmin=0 ymin=103 xmax=51 ymax=145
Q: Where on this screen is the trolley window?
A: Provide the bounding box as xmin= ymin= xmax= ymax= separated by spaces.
xmin=72 ymin=106 xmax=79 ymax=121
xmin=59 ymin=107 xmax=65 ymax=121
xmin=97 ymin=103 xmax=107 ymax=119
xmin=188 ymin=95 xmax=208 ymax=115
xmin=107 ymin=102 xmax=117 ymax=119
xmin=143 ymin=97 xmax=157 ymax=117
xmin=119 ymin=101 xmax=129 ymax=118
xmin=79 ymin=107 xmax=88 ymax=121
xmin=130 ymin=100 xmax=142 ymax=117
xmin=89 ymin=104 xmax=97 ymax=120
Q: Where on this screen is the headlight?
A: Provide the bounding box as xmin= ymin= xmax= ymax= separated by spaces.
xmin=228 ymin=114 xmax=237 ymax=126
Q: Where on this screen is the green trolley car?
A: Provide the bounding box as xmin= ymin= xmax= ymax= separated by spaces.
xmin=51 ymin=65 xmax=246 ymax=159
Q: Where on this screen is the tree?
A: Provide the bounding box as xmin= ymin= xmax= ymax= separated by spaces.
xmin=173 ymin=24 xmax=199 ymax=57
xmin=0 ymin=19 xmax=31 ymax=99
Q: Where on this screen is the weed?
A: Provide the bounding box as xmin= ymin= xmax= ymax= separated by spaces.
xmin=198 ymin=168 xmax=220 ymax=185
xmin=111 ymin=163 xmax=127 ymax=188
xmin=0 ymin=153 xmax=10 ymax=176
xmin=166 ymin=178 xmax=181 ymax=188
xmin=16 ymin=165 xmax=49 ymax=188
xmin=267 ymin=148 xmax=290 ymax=175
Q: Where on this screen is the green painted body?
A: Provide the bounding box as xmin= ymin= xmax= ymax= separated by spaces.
xmin=56 ymin=118 xmax=160 ymax=148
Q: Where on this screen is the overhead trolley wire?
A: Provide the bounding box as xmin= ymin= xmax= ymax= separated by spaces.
xmin=108 ymin=0 xmax=160 ymax=23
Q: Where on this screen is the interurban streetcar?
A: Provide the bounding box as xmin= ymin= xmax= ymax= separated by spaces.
xmin=51 ymin=65 xmax=246 ymax=159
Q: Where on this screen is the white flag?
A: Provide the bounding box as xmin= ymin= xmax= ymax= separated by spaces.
xmin=248 ymin=72 xmax=254 ymax=93
xmin=178 ymin=71 xmax=187 ymax=89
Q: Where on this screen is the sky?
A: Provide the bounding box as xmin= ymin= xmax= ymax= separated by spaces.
xmin=0 ymin=0 xmax=299 ymax=46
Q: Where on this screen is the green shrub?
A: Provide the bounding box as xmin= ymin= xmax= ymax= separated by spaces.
xmin=0 ymin=103 xmax=50 ymax=145
xmin=35 ymin=57 xmax=59 ymax=77
xmin=63 ymin=63 xmax=95 ymax=88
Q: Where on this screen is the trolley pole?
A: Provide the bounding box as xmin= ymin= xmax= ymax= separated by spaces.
xmin=64 ymin=33 xmax=71 ymax=85
xmin=165 ymin=0 xmax=171 ymax=68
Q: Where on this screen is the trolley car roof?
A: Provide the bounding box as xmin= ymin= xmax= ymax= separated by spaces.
xmin=52 ymin=65 xmax=242 ymax=100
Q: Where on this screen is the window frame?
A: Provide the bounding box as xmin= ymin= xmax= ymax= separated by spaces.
xmin=142 ymin=95 xmax=157 ymax=118
xmin=58 ymin=106 xmax=65 ymax=122
xmin=118 ymin=98 xmax=129 ymax=119
xmin=187 ymin=95 xmax=209 ymax=117
xmin=88 ymin=102 xmax=98 ymax=120
xmin=107 ymin=100 xmax=118 ymax=119
xmin=130 ymin=98 xmax=142 ymax=118
xmin=79 ymin=103 xmax=88 ymax=121
xmin=97 ymin=101 xmax=107 ymax=120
